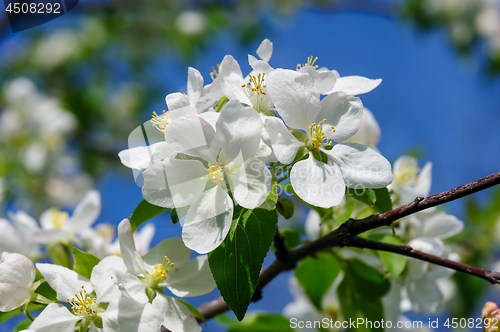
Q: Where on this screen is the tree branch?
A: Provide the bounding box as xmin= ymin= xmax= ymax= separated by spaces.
xmin=348 ymin=236 xmax=500 ymax=284
xmin=194 ymin=171 xmax=500 ymax=323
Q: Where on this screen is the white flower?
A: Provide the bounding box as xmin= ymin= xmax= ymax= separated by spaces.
xmin=346 ymin=108 xmax=381 ymax=150
xmin=400 ymin=211 xmax=463 ymax=314
xmin=0 ymin=253 xmax=36 ymax=312
xmin=80 ymin=222 xmax=155 ymax=259
xmin=9 ymin=190 xmax=101 ymax=245
xmin=32 ymin=258 xmax=163 ymax=332
xmin=0 ymin=219 xmax=41 ymax=260
xmin=142 ymin=101 xmax=271 ymax=253
xmin=106 ymin=219 xmax=211 ymax=331
xmin=323 ymin=70 xmax=382 ymax=96
xmin=390 ymin=156 xmax=432 ymax=206
xmin=175 ymin=11 xmax=206 ymax=36
xmin=265 ymin=68 xmax=392 ymax=208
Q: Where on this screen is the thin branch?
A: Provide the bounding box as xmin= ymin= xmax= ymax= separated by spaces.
xmin=195 ymin=171 xmax=500 ymax=322
xmin=348 ymin=236 xmax=500 ymax=284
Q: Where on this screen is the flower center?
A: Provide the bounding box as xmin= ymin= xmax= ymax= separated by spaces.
xmin=394 ymin=161 xmax=420 ymax=186
xmin=149 ymin=256 xmax=174 ymax=287
xmin=210 ymin=64 xmax=220 ymax=80
xmin=206 ymin=164 xmax=225 ymax=184
xmin=95 ymin=224 xmax=114 ymax=240
xmin=51 ymin=208 xmax=69 ymax=229
xmin=67 ymin=286 xmax=97 ymax=319
xmin=296 ymin=55 xmax=319 ymax=71
xmin=150 ymin=110 xmax=171 ymax=133
xmin=308 ymin=119 xmax=335 ymax=149
xmin=241 ymin=73 xmax=273 ymax=113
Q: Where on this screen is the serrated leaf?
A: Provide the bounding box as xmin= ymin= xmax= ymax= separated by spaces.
xmin=276 ymin=197 xmax=294 ymax=219
xmin=216 ymin=312 xmax=295 ymax=331
xmin=346 ymin=187 xmax=392 ymax=213
xmin=369 ymin=234 xmax=407 ymax=279
xmin=129 ymin=199 xmax=168 ymax=231
xmin=295 ymin=252 xmax=341 ymax=310
xmin=337 ymin=259 xmax=390 ymax=331
xmin=71 ymin=247 xmax=101 ymax=280
xmin=177 ymin=299 xmax=206 ymax=325
xmin=208 ymin=207 xmax=278 ymax=321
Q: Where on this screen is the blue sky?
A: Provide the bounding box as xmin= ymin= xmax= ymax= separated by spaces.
xmin=2 ymin=5 xmax=500 ymax=332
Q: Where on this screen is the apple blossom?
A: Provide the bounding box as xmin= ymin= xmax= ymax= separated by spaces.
xmin=142 ymin=101 xmax=271 ymax=253
xmin=265 ymin=68 xmax=392 ymax=208
xmin=0 ymin=252 xmax=37 ymax=312
xmin=33 ymin=258 xmax=163 ymax=332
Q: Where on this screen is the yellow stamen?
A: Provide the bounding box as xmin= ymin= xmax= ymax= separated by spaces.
xmin=150 ymin=256 xmax=175 ymax=284
xmin=50 ymin=208 xmax=69 ymax=229
xmin=296 ymin=55 xmax=319 ymax=71
xmin=206 ymin=164 xmax=225 ymax=184
xmin=150 ymin=111 xmax=170 ymax=133
xmin=67 ymin=286 xmax=97 ymax=318
xmin=394 ymin=161 xmax=421 ymax=186
xmin=210 ymin=64 xmax=221 ymax=80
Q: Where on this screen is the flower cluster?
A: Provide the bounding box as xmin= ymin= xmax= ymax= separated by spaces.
xmin=120 ymin=39 xmax=393 ymax=254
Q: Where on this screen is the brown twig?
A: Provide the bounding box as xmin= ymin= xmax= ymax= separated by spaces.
xmin=195 ymin=171 xmax=500 ymax=322
xmin=348 ymin=236 xmax=500 ymax=284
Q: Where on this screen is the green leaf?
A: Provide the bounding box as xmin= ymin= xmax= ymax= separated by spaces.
xmin=346 ymin=187 xmax=393 ymax=213
xmin=279 ymin=228 xmax=301 ymax=250
xmin=208 ymin=207 xmax=278 ymax=321
xmin=129 ymin=199 xmax=168 ymax=231
xmin=295 ymin=252 xmax=341 ymax=310
xmin=177 ymin=299 xmax=207 ymax=325
xmin=13 ymin=318 xmax=31 ymax=331
xmin=216 ymin=312 xmax=295 ymax=331
xmin=259 ymin=171 xmax=278 ymax=211
xmin=276 ymin=197 xmax=294 ymax=219
xmin=337 ymin=259 xmax=390 ymax=331
xmin=71 ymin=247 xmax=101 ymax=280
xmin=290 ymin=129 xmax=308 ymax=143
xmin=368 ymin=234 xmax=407 ymax=279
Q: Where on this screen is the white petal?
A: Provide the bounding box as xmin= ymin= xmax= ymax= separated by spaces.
xmin=0 ymin=252 xmax=36 ymax=287
xmin=133 ymin=223 xmax=155 ymax=256
xmin=290 ymin=154 xmax=345 ymax=208
xmin=143 ymin=238 xmax=191 ymax=271
xmin=298 ymin=66 xmax=336 ymax=95
xmin=328 ymin=142 xmax=393 ymax=188
xmin=415 ymin=161 xmax=433 ymax=197
xmin=9 ymin=211 xmax=41 ymax=235
xmin=216 ymin=100 xmax=263 ymax=163
xmin=0 ymin=220 xmax=35 ymax=257
xmin=162 ymin=255 xmax=215 ymax=297
xmin=327 ymin=76 xmax=382 ymax=96
xmin=406 ymin=277 xmax=444 ymax=314
xmin=422 ymin=212 xmax=463 ymax=239
xmin=183 ymin=185 xmax=233 ymax=254
xmin=166 ymin=92 xmax=191 ymax=115
xmin=36 ymin=263 xmax=92 ymax=302
xmin=0 ymin=283 xmax=29 ymax=311
xmin=118 ymin=142 xmax=172 ymax=170
xmin=256 ymin=39 xmax=273 ymax=62
xmin=304 ymin=209 xmax=321 ymax=241
xmin=102 ymin=294 xmax=163 ymax=332
xmin=266 ymin=69 xmax=320 ymax=131
xmin=264 ymin=117 xmax=304 ymax=164
xmin=230 ymin=158 xmax=271 ymax=209
xmin=29 ymin=303 xmax=80 ymax=332
xmin=66 ymin=190 xmax=101 ymax=234
xmin=152 ymin=294 xmax=201 ymax=332
xmin=164 ymin=115 xmax=220 ymax=162
xmin=108 ymin=266 xmax=148 ymax=304
xmin=187 ymin=67 xmax=203 ymax=105
xmin=142 ymin=157 xmax=207 ymax=208
xmin=317 ymin=92 xmax=363 ymax=142
xmin=346 ymin=108 xmax=381 ymax=149
xmin=198 ymin=111 xmax=220 ymax=129
xmin=219 ymin=55 xmax=251 ymax=105
xmin=90 ymin=255 xmax=124 ymax=304
xmin=117 ymin=219 xmax=146 ymax=276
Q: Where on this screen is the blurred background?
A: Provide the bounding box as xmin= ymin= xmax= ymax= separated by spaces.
xmin=1 ymin=0 xmax=500 ymax=331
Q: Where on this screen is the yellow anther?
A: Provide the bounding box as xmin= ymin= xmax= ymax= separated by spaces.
xmin=50 ymin=208 xmax=69 ymax=229
xmin=297 ymin=55 xmax=319 ymax=71
xmin=394 ymin=161 xmax=421 ymax=186
xmin=210 ymin=64 xmax=220 ymax=80
xmin=322 ymin=119 xmax=326 ymax=123
xmin=149 ymin=256 xmax=175 ymax=284
xmin=331 ymin=125 xmax=336 ymax=132
xmin=150 ymin=111 xmax=171 ymax=133
xmin=206 ymin=164 xmax=224 ymax=184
